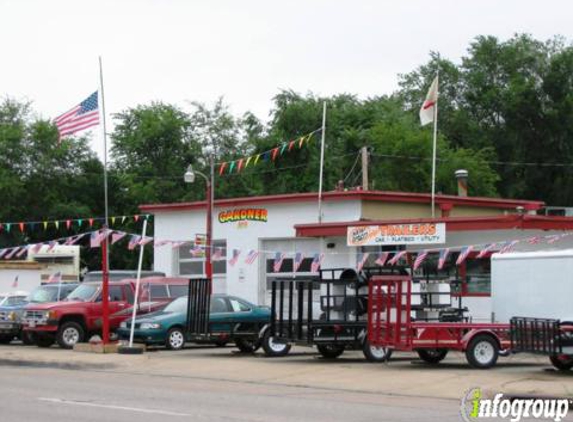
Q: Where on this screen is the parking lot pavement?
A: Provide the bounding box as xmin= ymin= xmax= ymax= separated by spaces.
xmin=0 ymin=342 xmax=572 ymax=403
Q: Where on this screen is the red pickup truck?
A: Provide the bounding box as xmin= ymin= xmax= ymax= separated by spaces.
xmin=22 ymin=277 xmax=189 ymax=349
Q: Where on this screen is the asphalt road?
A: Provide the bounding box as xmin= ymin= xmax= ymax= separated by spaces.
xmin=0 ymin=364 xmax=462 ymax=422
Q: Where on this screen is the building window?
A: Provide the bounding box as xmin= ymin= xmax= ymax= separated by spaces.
xmin=178 ymin=239 xmax=227 ymax=276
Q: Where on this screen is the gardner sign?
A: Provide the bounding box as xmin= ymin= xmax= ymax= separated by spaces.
xmin=347 ymin=223 xmax=446 ymax=246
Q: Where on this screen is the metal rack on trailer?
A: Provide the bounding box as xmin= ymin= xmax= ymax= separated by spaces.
xmin=268 ymin=267 xmax=407 ymax=361
xmin=367 ymin=274 xmax=511 ymax=368
xmin=510 ymin=317 xmax=573 ymax=371
xmin=185 ymin=278 xmax=275 ymax=352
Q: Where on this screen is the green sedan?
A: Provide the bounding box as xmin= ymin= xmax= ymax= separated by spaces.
xmin=117 ymin=294 xmax=289 ymax=355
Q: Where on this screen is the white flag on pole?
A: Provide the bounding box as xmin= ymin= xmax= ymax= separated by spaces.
xmin=419 ymin=75 xmax=439 ymax=126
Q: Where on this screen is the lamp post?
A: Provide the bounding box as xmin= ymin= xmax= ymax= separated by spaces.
xmin=185 ymin=158 xmax=214 ymax=290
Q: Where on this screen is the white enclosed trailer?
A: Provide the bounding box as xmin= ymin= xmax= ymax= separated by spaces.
xmin=491 ymin=249 xmax=573 ymax=323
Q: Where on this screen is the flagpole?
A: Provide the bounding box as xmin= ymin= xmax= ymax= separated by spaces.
xmin=318 ymin=101 xmax=327 ymax=223
xmin=129 ymin=218 xmax=148 ymax=348
xmin=98 ymin=56 xmax=111 ymax=344
xmin=430 ymin=72 xmax=439 ymax=218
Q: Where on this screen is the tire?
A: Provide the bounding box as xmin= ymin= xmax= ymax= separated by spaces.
xmin=362 ymin=339 xmax=392 ymax=362
xmin=262 ymin=329 xmax=291 ymax=357
xmin=235 ymin=338 xmax=261 ymax=353
xmin=417 ymin=348 xmax=448 ymax=364
xmin=317 ymin=344 xmax=345 ymax=359
xmin=36 ymin=335 xmax=55 ymax=348
xmin=550 ymin=355 xmax=573 ymax=371
xmin=0 ymin=334 xmax=13 ymax=344
xmin=214 ymin=339 xmax=228 ymax=347
xmin=21 ymin=331 xmax=36 ymax=346
xmin=56 ymin=321 xmax=85 ymax=349
xmin=166 ymin=327 xmax=186 ymax=350
xmin=465 ymin=334 xmax=499 ymax=369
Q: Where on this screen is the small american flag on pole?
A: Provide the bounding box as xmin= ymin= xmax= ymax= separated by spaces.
xmin=47 ymin=271 xmax=62 ymax=284
xmin=388 ymin=250 xmax=407 ymax=266
xmin=55 ymin=91 xmax=100 ymax=139
xmin=499 ymin=240 xmax=519 ymax=254
xmin=111 ymin=231 xmax=127 ymax=245
xmin=11 ymin=275 xmax=18 ymax=288
xmin=127 ymin=235 xmax=141 ymax=251
xmin=310 ymin=253 xmax=324 ymax=273
xmin=273 ymin=252 xmax=285 ymax=272
xmin=375 ymin=252 xmax=390 ymax=267
xmin=293 ymin=252 xmax=303 ymax=272
xmin=456 ymin=246 xmax=473 ymax=266
xmin=356 ymin=253 xmax=370 ymax=272
xmin=245 ymin=250 xmax=259 ymax=265
xmin=212 ymin=247 xmax=224 ymax=261
xmin=476 ymin=243 xmax=496 ymax=259
xmin=413 ymin=250 xmax=428 ymax=271
xmin=228 ymin=249 xmax=241 ymax=266
xmin=438 ymin=248 xmax=450 ymax=270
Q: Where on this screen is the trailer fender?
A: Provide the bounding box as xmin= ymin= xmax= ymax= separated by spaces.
xmin=461 ymin=329 xmax=501 ymax=351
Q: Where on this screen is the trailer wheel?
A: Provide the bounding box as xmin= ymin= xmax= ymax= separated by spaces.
xmin=550 ymin=355 xmax=573 ymax=371
xmin=362 ymin=339 xmax=392 ymax=362
xmin=417 ymin=349 xmax=448 ymax=364
xmin=317 ymin=344 xmax=345 ymax=359
xmin=235 ymin=338 xmax=260 ymax=353
xmin=465 ymin=334 xmax=499 ymax=369
xmin=262 ymin=329 xmax=291 ymax=357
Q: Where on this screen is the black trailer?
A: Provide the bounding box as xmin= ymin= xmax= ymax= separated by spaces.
xmin=267 ymin=266 xmax=408 ymax=361
xmin=185 ymin=278 xmax=270 ymax=352
xmin=510 ymin=316 xmax=573 ymax=371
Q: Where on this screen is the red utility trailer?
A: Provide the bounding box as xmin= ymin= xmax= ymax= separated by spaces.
xmin=367 ymin=274 xmax=510 ymax=369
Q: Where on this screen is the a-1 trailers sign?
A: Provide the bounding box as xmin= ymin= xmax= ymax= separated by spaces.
xmin=347 ymin=223 xmax=446 ymax=246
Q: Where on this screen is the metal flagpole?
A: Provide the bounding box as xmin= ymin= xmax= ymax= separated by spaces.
xmin=98 ymin=56 xmax=111 ymax=344
xmin=430 ymin=72 xmax=439 ymax=218
xmin=318 ymin=101 xmax=327 ymax=223
xmin=129 ymin=218 xmax=148 ymax=348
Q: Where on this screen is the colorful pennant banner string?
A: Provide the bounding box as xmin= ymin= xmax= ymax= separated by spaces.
xmin=0 ymin=214 xmax=151 ymax=234
xmin=216 ymin=128 xmax=321 ymax=176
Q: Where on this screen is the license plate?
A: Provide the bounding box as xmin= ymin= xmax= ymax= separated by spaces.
xmin=28 ymin=321 xmax=36 ymax=328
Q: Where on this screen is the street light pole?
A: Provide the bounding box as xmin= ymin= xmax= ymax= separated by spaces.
xmin=185 ymin=157 xmax=214 ymax=292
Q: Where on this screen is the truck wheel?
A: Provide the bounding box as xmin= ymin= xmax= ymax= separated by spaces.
xmin=235 ymin=338 xmax=260 ymax=353
xmin=362 ymin=339 xmax=392 ymax=362
xmin=465 ymin=334 xmax=499 ymax=369
xmin=262 ymin=329 xmax=291 ymax=357
xmin=550 ymin=355 xmax=573 ymax=371
xmin=417 ymin=349 xmax=448 ymax=364
xmin=166 ymin=327 xmax=186 ymax=350
xmin=317 ymin=344 xmax=345 ymax=359
xmin=57 ymin=322 xmax=85 ymax=349
xmin=21 ymin=331 xmax=36 ymax=346
xmin=36 ymin=335 xmax=55 ymax=348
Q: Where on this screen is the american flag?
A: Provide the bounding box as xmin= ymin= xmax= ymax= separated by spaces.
xmin=55 ymin=91 xmax=99 ymax=139
xmin=138 ymin=236 xmax=153 ymax=246
xmin=228 ymin=249 xmax=241 ymax=266
xmin=527 ymin=236 xmax=542 ymax=245
xmin=111 ymin=231 xmax=127 ymax=245
xmin=388 ymin=250 xmax=407 ymax=266
xmin=499 ymin=240 xmax=519 ymax=254
xmin=46 ymin=241 xmax=58 ymax=252
xmin=456 ymin=246 xmax=473 ymax=266
xmin=413 ymin=250 xmax=428 ymax=271
xmin=11 ymin=275 xmax=18 ymax=288
xmin=375 ymin=252 xmax=390 ymax=267
xmin=212 ymin=247 xmax=224 ymax=261
xmin=31 ymin=243 xmax=44 ymax=254
xmin=310 ymin=253 xmax=324 ymax=273
xmin=47 ymin=271 xmax=62 ymax=284
xmin=90 ymin=231 xmax=102 ymax=248
xmin=438 ymin=248 xmax=450 ymax=270
xmin=547 ymin=234 xmax=563 ymax=244
xmin=0 ymin=249 xmax=8 ymax=259
xmin=171 ymin=241 xmax=186 ymax=249
xmin=153 ymin=240 xmax=170 ymax=248
xmin=273 ymin=252 xmax=285 ymax=272
xmin=245 ymin=250 xmax=259 ymax=265
xmin=127 ymin=235 xmax=141 ymax=251
xmin=190 ymin=246 xmax=204 ymax=257
xmin=5 ymin=247 xmax=20 ymax=260
xmin=16 ymin=246 xmax=28 ymax=258
xmin=356 ymin=253 xmax=370 ymax=272
xmin=293 ymin=252 xmax=303 ymax=272
xmin=476 ymin=243 xmax=496 ymax=259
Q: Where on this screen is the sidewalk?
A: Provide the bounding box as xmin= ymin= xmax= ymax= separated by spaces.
xmin=1 ymin=344 xmax=572 ymax=401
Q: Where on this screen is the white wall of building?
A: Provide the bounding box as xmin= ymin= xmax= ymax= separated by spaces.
xmin=153 ymin=199 xmax=361 ymax=304
xmin=0 ymin=269 xmax=42 ymax=296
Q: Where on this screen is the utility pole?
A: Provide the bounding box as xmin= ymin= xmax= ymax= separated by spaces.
xmin=361 ymin=146 xmax=369 ymax=191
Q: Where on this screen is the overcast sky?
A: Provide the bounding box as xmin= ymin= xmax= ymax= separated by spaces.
xmin=1 ymin=0 xmax=571 ymax=158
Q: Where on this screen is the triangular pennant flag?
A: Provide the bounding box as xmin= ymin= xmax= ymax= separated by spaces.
xmin=271 ymin=147 xmax=279 ymax=161
xmin=121 ymin=216 xmax=126 ymax=224
xmin=280 ymin=143 xmax=287 ymax=155
xmin=77 ymin=219 xmax=83 ymax=228
xmin=54 ymin=221 xmax=59 ymax=230
xmin=111 ymin=216 xmax=116 ymax=225
xmin=237 ymin=159 xmax=244 ymax=172
xmin=0 ymin=224 xmax=3 ymax=232
xmin=254 ymin=154 xmax=260 ymax=165
xmin=245 ymin=156 xmax=252 ymax=168
xmin=65 ymin=220 xmax=71 ymax=230
xmin=219 ymin=162 xmax=227 ymax=175
xmin=229 ymin=161 xmax=236 ymax=173
xmin=262 ymin=151 xmax=270 ymax=161
xmin=89 ymin=218 xmax=94 ymax=227
xmin=134 ymin=215 xmax=140 ymax=222
xmin=19 ymin=222 xmax=25 ymax=233
xmin=43 ymin=221 xmax=48 ymax=230
xmin=6 ymin=223 xmax=11 ymax=233
xmin=288 ymin=140 xmax=295 ymax=151
xmin=29 ymin=222 xmax=37 ymax=231
xmin=298 ymin=135 xmax=305 ymax=148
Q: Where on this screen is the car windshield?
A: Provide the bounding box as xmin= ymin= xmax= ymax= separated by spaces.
xmin=0 ymin=296 xmax=5 ymax=304
xmin=66 ymin=284 xmax=99 ymax=301
xmin=28 ymin=287 xmax=59 ymax=303
xmin=163 ymin=297 xmax=188 ymax=313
